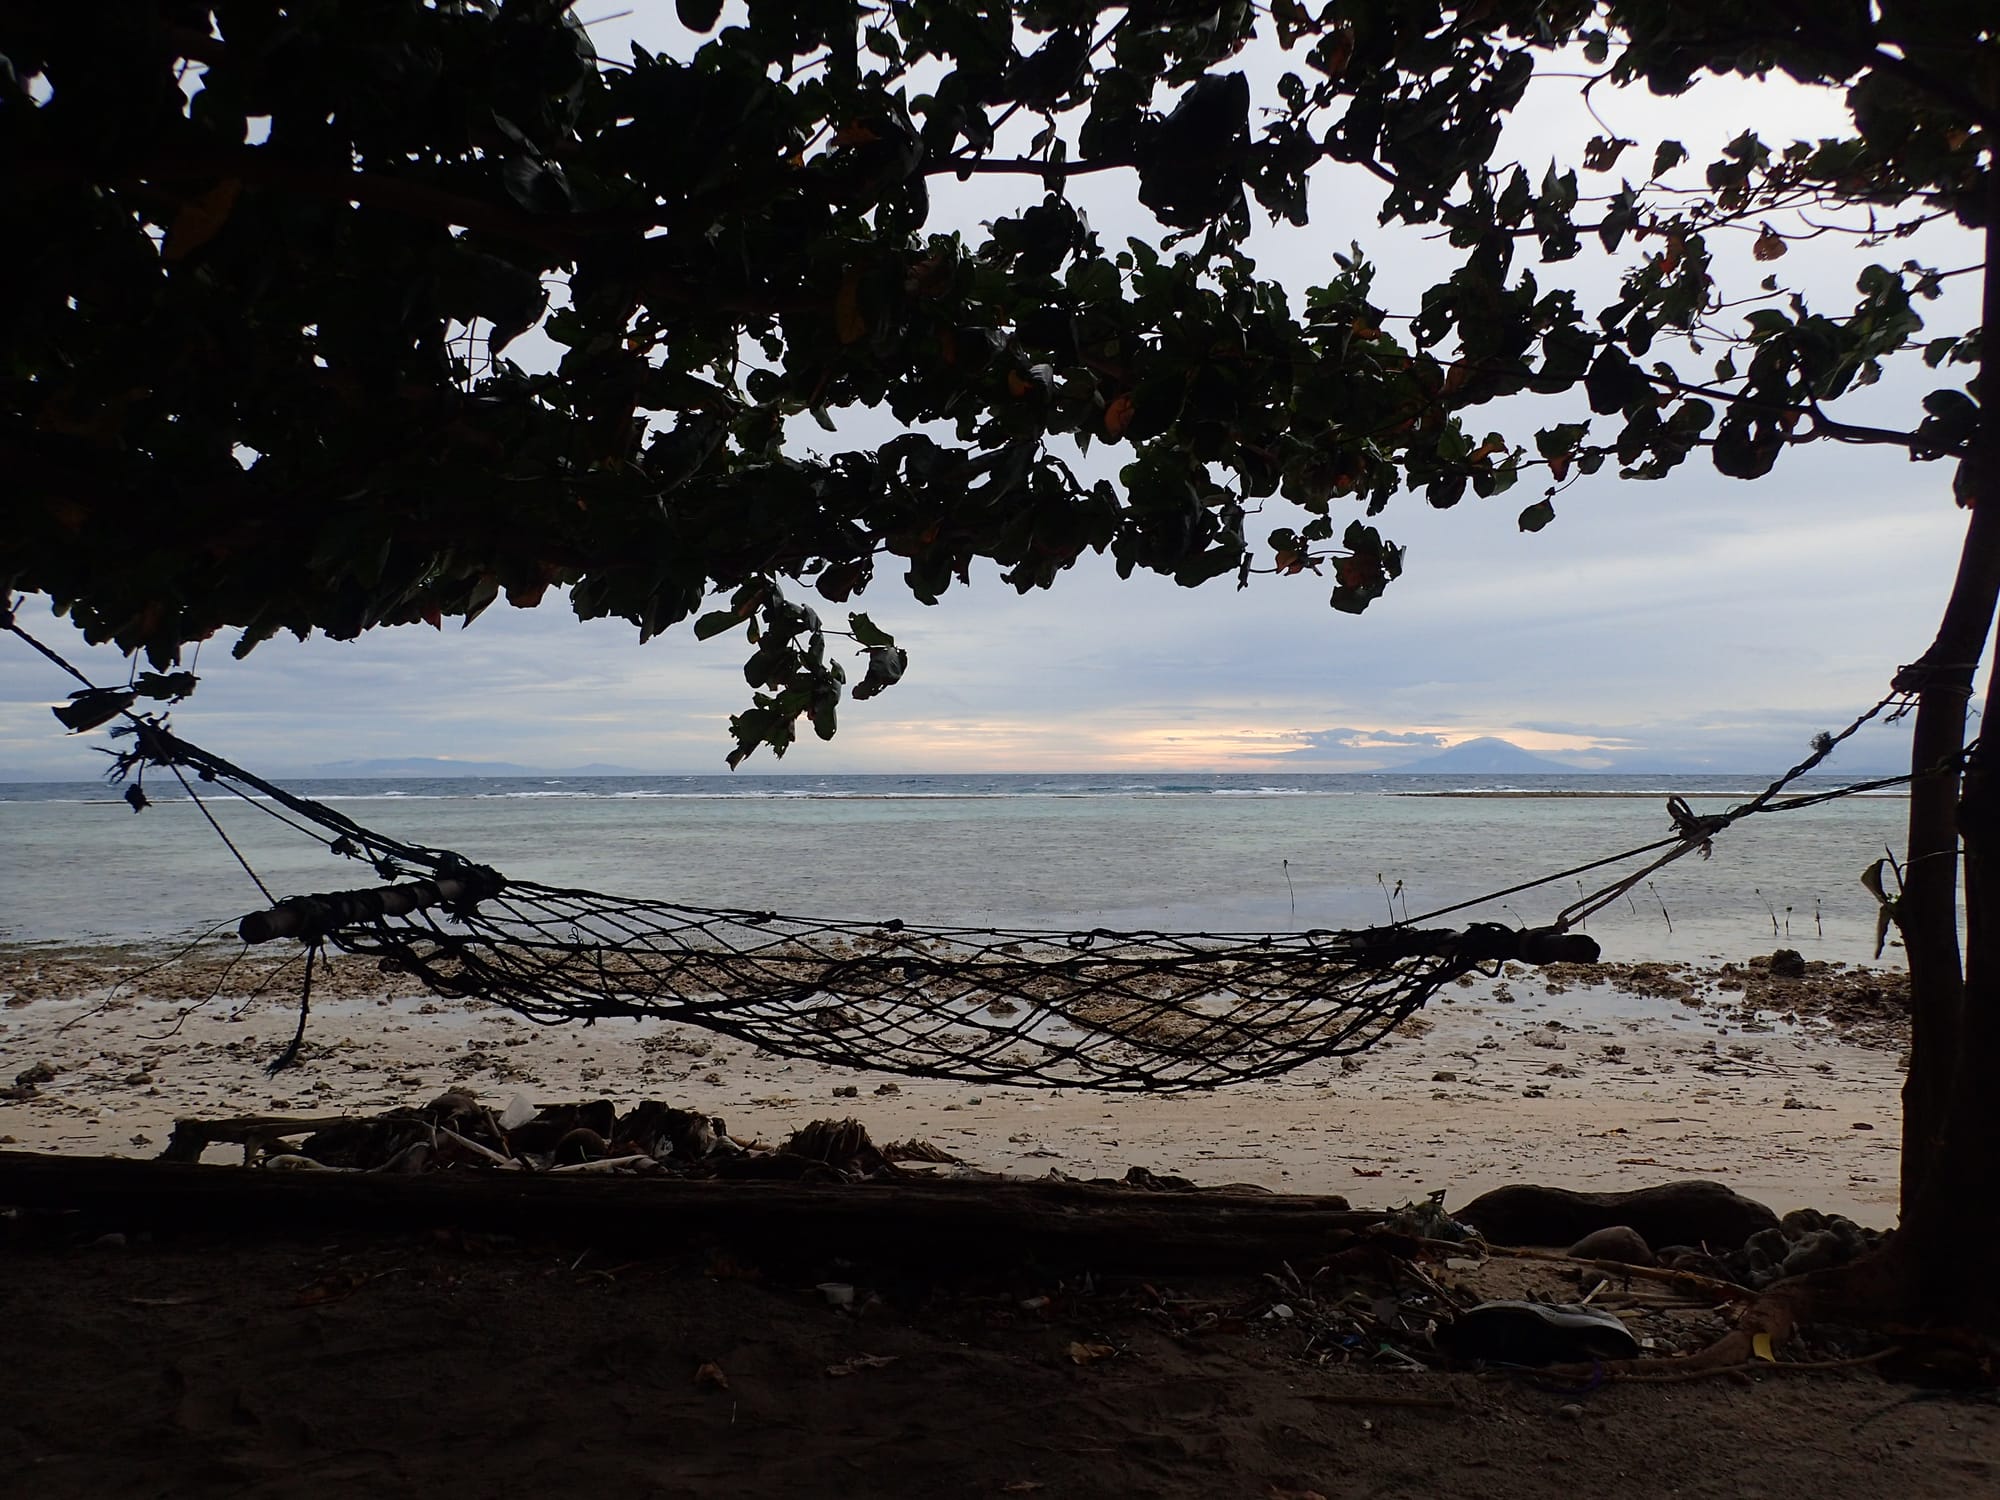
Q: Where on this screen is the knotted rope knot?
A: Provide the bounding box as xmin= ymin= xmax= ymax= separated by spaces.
xmin=1667 ymin=795 xmax=1728 ymax=855
xmin=1891 ymin=659 xmax=1979 ymax=696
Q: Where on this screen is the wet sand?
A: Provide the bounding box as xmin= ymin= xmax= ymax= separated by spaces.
xmin=0 ymin=944 xmax=1911 ymax=1223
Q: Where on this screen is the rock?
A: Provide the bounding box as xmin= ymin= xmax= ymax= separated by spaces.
xmin=832 ymin=1084 xmax=859 ymax=1098
xmin=1453 ymin=1179 xmax=1780 ymax=1251
xmin=1566 ymin=1225 xmax=1656 ymax=1265
xmin=14 ymin=1061 xmax=55 ymax=1087
xmin=1768 ymin=949 xmax=1807 ymax=979
xmin=1779 ymin=1207 xmax=1828 ymax=1238
xmin=1431 ymin=1071 xmax=1458 ymax=1083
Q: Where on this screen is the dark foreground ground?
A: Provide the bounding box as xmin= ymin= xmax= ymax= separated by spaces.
xmin=6 ymin=1217 xmax=1997 ymax=1500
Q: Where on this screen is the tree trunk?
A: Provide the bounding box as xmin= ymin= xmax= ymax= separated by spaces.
xmin=1895 ymin=202 xmax=2000 ymax=1328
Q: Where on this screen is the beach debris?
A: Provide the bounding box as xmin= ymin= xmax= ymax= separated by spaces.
xmin=1120 ymin=1165 xmax=1200 ymax=1192
xmin=1383 ymin=1190 xmax=1478 ymax=1243
xmin=817 ymin=1282 xmax=856 ymax=1308
xmin=1066 ymin=1341 xmax=1118 ymax=1365
xmin=155 ymin=1089 xmax=807 ymax=1178
xmin=157 ymin=1092 xmax=962 ymax=1183
xmin=783 ymin=1117 xmax=884 ymax=1171
xmin=1434 ymin=1299 xmax=1641 ymax=1365
xmin=880 ymin=1139 xmax=959 ymax=1165
xmin=3 ymin=1060 xmax=57 ymax=1100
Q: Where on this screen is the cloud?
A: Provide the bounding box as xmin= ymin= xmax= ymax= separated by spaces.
xmin=1295 ymin=728 xmax=1450 ymax=751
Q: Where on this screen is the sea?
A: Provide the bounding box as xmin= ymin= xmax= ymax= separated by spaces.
xmin=0 ymin=771 xmax=1916 ymax=968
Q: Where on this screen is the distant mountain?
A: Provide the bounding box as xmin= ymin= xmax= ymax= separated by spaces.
xmin=1390 ymin=737 xmax=1582 ymax=774
xmin=304 ymin=757 xmax=543 ymax=777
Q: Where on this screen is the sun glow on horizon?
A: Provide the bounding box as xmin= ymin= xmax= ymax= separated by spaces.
xmin=829 ymin=714 xmax=1632 ymax=772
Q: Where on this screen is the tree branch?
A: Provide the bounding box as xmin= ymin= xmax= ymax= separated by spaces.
xmin=929 ymin=156 xmax=1132 ymax=178
xmin=1645 ymin=373 xmax=1956 ymax=456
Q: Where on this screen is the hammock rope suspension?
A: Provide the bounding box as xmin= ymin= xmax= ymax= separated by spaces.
xmin=5 ymin=610 xmax=1923 ymax=1091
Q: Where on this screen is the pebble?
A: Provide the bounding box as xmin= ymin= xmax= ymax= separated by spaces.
xmin=1558 ymin=1403 xmax=1584 ymax=1421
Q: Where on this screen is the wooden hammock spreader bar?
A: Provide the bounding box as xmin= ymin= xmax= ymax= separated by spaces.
xmin=236 ymin=868 xmax=1601 ymax=970
xmin=238 ymin=868 xmax=505 ymax=945
xmin=1358 ymin=922 xmax=1600 ymax=966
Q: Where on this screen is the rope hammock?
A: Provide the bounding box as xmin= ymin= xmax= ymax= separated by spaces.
xmin=6 ymin=611 xmax=1917 ymax=1091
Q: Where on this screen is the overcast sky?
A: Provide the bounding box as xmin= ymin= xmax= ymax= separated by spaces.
xmin=0 ymin=16 xmax=1980 ymax=779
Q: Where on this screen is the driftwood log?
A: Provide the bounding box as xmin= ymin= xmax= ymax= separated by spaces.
xmin=160 ymin=1115 xmax=365 ymax=1164
xmin=1451 ymin=1180 xmax=1781 ymax=1251
xmin=0 ymin=1151 xmax=1383 ymax=1274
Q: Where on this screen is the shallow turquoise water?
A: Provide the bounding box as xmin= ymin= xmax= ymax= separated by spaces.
xmin=0 ymin=773 xmax=1912 ymax=966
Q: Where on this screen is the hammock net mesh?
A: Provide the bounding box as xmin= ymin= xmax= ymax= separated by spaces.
xmin=319 ymin=878 xmax=1572 ymax=1091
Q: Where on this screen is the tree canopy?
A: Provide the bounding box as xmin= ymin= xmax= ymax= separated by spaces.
xmin=4 ymin=0 xmax=1999 ymax=1332
xmin=5 ymin=1 xmax=1984 ymax=765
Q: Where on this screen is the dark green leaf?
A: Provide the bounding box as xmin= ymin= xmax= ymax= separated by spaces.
xmin=848 ymin=611 xmax=895 ymax=648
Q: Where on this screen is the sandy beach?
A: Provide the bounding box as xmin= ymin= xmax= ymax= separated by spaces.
xmin=8 ymin=945 xmax=1982 ymax=1500
xmin=1 ymin=943 xmax=1910 ymax=1223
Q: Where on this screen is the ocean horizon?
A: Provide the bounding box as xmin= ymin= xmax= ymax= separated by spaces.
xmin=1 ymin=770 xmax=1915 ymax=966
xmin=0 ymin=768 xmax=1909 ymax=804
